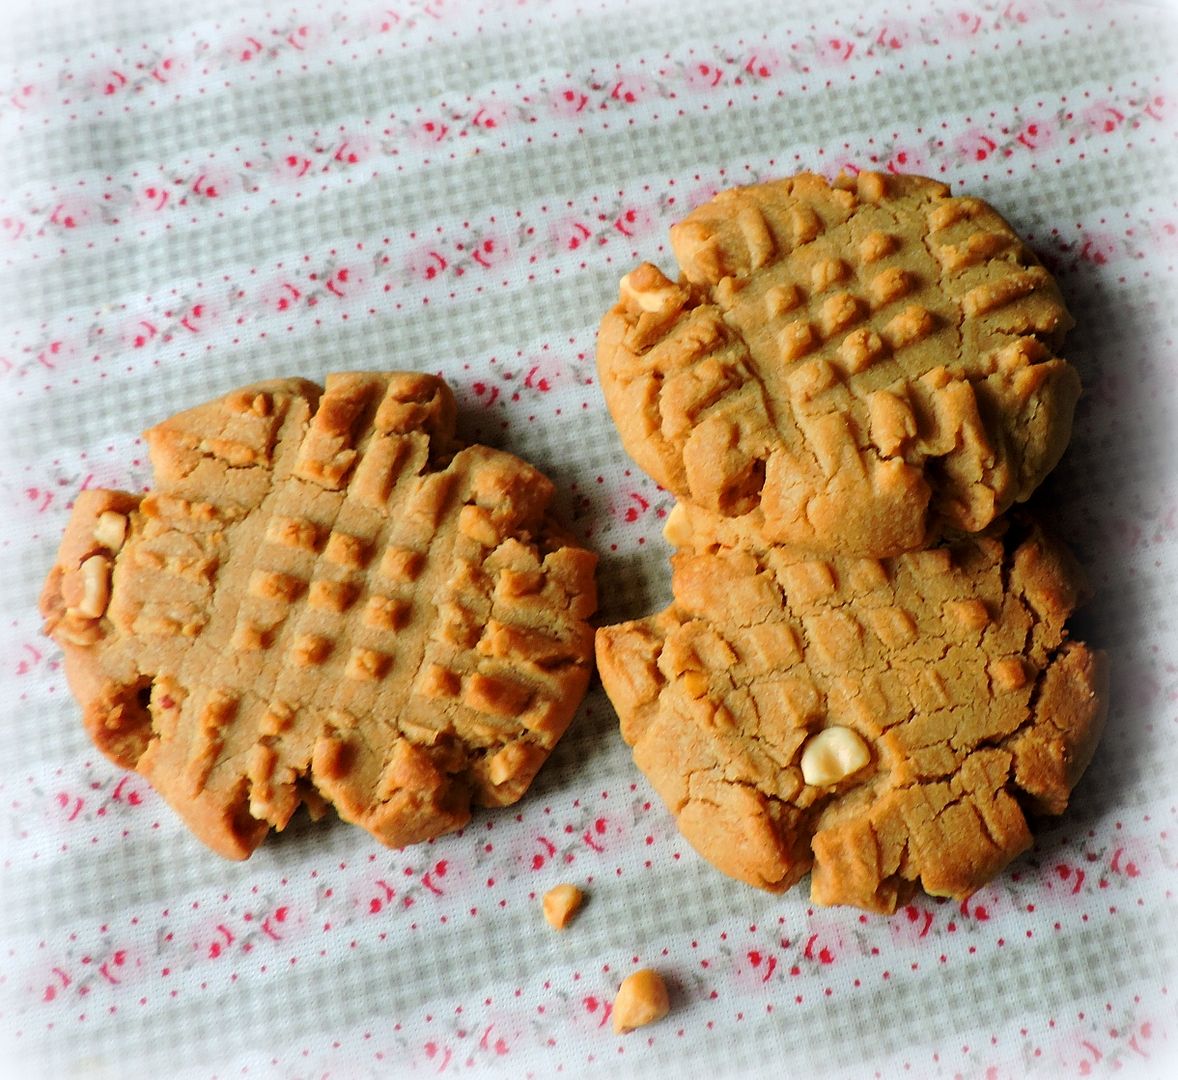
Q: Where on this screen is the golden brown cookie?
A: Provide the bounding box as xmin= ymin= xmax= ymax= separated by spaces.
xmin=596 ymin=503 xmax=1105 ymax=912
xmin=41 ymin=372 xmax=597 ymax=859
xmin=597 ymin=171 xmax=1080 ymax=557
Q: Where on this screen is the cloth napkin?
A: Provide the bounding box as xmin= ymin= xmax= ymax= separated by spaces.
xmin=1 ymin=0 xmax=1176 ymax=1075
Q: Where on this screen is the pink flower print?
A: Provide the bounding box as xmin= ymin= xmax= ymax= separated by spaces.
xmin=957 ymin=882 xmax=1002 ymax=922
xmin=613 ymin=204 xmax=655 ymax=239
xmin=820 ymin=160 xmax=862 ymax=183
xmin=363 ymin=7 xmax=404 ymax=34
xmin=109 ymin=774 xmax=146 ymax=808
xmin=1082 ymin=101 xmax=1126 ymax=135
xmin=467 ymin=232 xmax=511 ymax=270
xmin=131 ymin=181 xmax=173 ymax=215
xmin=885 ymin=145 xmax=927 ymax=174
xmin=733 ymin=946 xmax=780 ymax=990
xmin=941 ymin=8 xmax=984 ymax=38
xmin=614 ymin=489 xmax=651 ymax=524
xmin=1108 ymin=837 xmax=1149 ymax=881
xmin=814 ymin=36 xmax=857 ymax=65
xmin=224 ymin=33 xmax=266 ymax=63
xmin=410 ymin=118 xmax=450 ymax=146
xmin=8 ymin=80 xmax=44 ymax=111
xmin=578 ymin=993 xmax=614 ymax=1032
xmin=321 ymin=264 xmax=366 ymax=299
xmin=742 ymin=48 xmax=783 ymax=79
xmin=870 ymin=20 xmax=912 ymax=51
xmin=608 ymin=75 xmax=649 ymax=106
xmin=420 ymin=855 xmax=471 ymax=896
xmin=37 ymin=963 xmax=72 ymax=1003
xmin=1142 ymin=94 xmax=1166 ymax=121
xmin=1 ymin=214 xmax=27 ymax=242
xmin=177 ymin=299 xmax=220 ymax=334
xmin=52 ymin=789 xmax=85 ymax=824
xmin=954 ymin=128 xmax=998 ymax=162
xmin=273 ymin=151 xmax=314 ymax=182
xmin=887 ymin=902 xmax=936 ymax=947
xmin=547 ymin=216 xmax=593 ymax=252
xmin=280 ymin=21 xmax=327 ymax=53
xmin=117 ymin=314 xmax=161 ymax=350
xmin=47 ymin=195 xmax=100 ymax=231
xmin=148 ymin=54 xmax=189 ymax=85
xmin=524 ymin=833 xmax=558 ymax=872
xmin=800 ymin=919 xmax=848 ymax=966
xmin=522 ymin=355 xmax=563 ymax=393
xmin=94 ymin=946 xmax=136 ymax=987
xmin=30 ymin=335 xmax=82 ymax=373
xmin=683 ymin=60 xmax=727 ymax=91
xmin=1077 ymin=231 xmax=1120 ymax=266
xmin=332 ymin=133 xmax=375 ymax=166
xmin=548 ymin=84 xmax=590 ymax=117
xmin=469 ymin=101 xmax=510 ymax=131
xmin=404 ymin=244 xmax=449 ymax=282
xmin=1051 ymin=1026 xmax=1107 ymax=1076
xmin=1151 ymin=217 xmax=1178 ymax=249
xmin=189 ymin=165 xmax=238 ymax=201
xmin=85 ymin=66 xmax=129 ymax=98
xmin=1000 ymin=0 xmax=1043 ymax=25
xmin=1014 ymin=117 xmax=1056 ymax=151
xmin=195 ymin=920 xmax=238 ymax=961
xmin=580 ymin=814 xmax=624 ymax=853
xmin=256 ymin=276 xmax=305 ymax=314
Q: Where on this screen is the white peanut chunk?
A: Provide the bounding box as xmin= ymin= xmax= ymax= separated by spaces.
xmin=612 ymin=969 xmax=670 ymax=1034
xmin=800 ymin=726 xmax=870 ymax=787
xmin=72 ymin=555 xmax=112 ymax=619
xmin=92 ymin=511 xmax=128 ymax=552
xmin=620 ymin=265 xmax=680 ymax=314
xmin=662 ymin=503 xmax=692 ymax=548
xmin=542 ymin=884 xmax=584 ymax=930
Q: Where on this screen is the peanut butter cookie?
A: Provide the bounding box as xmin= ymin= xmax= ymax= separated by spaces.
xmin=596 ymin=503 xmax=1105 ymax=912
xmin=597 ymin=172 xmax=1079 ymax=557
xmin=41 ymin=373 xmax=597 ymax=859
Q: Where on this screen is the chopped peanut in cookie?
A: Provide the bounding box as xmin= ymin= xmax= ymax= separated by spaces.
xmin=542 ymin=883 xmax=585 ymax=930
xmin=612 ymin=969 xmax=670 ymax=1034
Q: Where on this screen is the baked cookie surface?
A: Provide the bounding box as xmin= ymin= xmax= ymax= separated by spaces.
xmin=41 ymin=372 xmax=597 ymax=859
xmin=596 ymin=503 xmax=1105 ymax=912
xmin=597 ymin=171 xmax=1080 ymax=557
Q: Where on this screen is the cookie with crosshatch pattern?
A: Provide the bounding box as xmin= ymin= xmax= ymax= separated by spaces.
xmin=40 ymin=372 xmax=597 ymax=859
xmin=597 ymin=170 xmax=1080 ymax=557
xmin=595 ymin=502 xmax=1106 ymax=912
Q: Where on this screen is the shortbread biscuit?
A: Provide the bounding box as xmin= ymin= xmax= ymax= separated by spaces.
xmin=596 ymin=503 xmax=1105 ymax=911
xmin=597 ymin=171 xmax=1080 ymax=557
xmin=41 ymin=373 xmax=597 ymax=859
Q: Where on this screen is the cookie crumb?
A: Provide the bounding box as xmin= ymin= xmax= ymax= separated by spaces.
xmin=612 ymin=969 xmax=670 ymax=1034
xmin=542 ymin=884 xmax=584 ymax=930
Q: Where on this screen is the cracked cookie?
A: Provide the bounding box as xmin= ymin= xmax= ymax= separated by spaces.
xmin=596 ymin=502 xmax=1106 ymax=912
xmin=597 ymin=171 xmax=1080 ymax=557
xmin=41 ymin=372 xmax=597 ymax=859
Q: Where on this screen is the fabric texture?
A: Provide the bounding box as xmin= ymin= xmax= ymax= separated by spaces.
xmin=1 ymin=0 xmax=1176 ymax=1076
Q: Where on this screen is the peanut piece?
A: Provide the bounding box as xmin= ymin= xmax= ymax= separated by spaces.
xmin=612 ymin=969 xmax=670 ymax=1034
xmin=620 ymin=265 xmax=681 ymax=314
xmin=92 ymin=511 xmax=128 ymax=552
xmin=542 ymin=884 xmax=584 ymax=930
xmin=662 ymin=503 xmax=692 ymax=548
xmin=800 ymin=726 xmax=870 ymax=787
xmin=73 ymin=555 xmax=111 ymax=619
